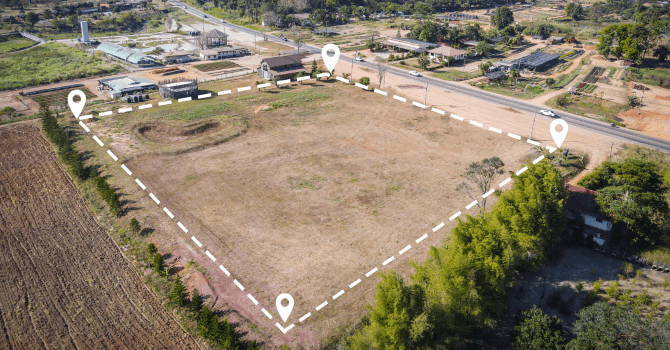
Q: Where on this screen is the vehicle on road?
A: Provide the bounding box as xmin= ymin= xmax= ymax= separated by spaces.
xmin=355 ymin=56 xmax=363 ymax=61
xmin=539 ymin=109 xmax=558 ymax=117
xmin=611 ymin=122 xmax=616 ymax=127
xmin=409 ymin=70 xmax=420 ymax=76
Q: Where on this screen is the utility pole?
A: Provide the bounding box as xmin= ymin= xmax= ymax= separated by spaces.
xmin=424 ymin=81 xmax=428 ymax=106
xmin=529 ymin=110 xmax=536 ymax=140
xmin=609 ymin=142 xmax=613 ymax=160
xmin=350 ymin=59 xmax=353 ymax=81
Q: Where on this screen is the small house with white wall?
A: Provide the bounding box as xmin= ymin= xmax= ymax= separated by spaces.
xmin=565 ymin=184 xmax=614 ymax=246
xmin=427 ymin=46 xmax=467 ymax=62
xmin=200 ymin=49 xmax=219 ymax=60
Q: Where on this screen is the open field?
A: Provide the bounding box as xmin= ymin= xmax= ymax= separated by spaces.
xmin=30 ymin=86 xmax=97 ymax=107
xmin=0 ymin=34 xmax=36 ymax=54
xmin=0 ymin=43 xmax=124 ymax=91
xmin=0 ymin=123 xmax=198 ymax=349
xmin=83 ymin=79 xmax=535 ymax=345
xmin=193 ymin=60 xmax=241 ymax=72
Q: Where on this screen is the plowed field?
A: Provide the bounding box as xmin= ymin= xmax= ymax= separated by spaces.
xmin=0 ymin=124 xmax=199 ymax=349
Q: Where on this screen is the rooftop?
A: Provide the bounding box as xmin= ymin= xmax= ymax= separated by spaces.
xmin=98 ymin=76 xmax=157 ymax=94
xmin=97 ymin=41 xmax=153 ymax=64
xmin=204 ymin=29 xmax=228 ymax=39
xmin=428 ymin=46 xmax=467 ymax=56
xmin=261 ymin=54 xmax=303 ymax=68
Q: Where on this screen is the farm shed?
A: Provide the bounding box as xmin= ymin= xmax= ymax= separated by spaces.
xmin=159 ymin=78 xmax=198 ymax=99
xmin=98 ymin=76 xmax=157 ymax=98
xmin=257 ymin=54 xmax=305 ymax=80
xmin=97 ymin=42 xmax=155 ymax=67
xmin=484 ymin=71 xmax=507 ymax=83
xmin=379 ymin=37 xmax=438 ymax=53
xmin=161 ymin=50 xmax=191 ymax=64
xmin=204 ymin=29 xmax=228 ymax=48
xmin=509 ymin=51 xmax=561 ymax=71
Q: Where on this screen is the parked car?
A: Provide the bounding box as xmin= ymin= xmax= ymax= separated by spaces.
xmin=539 ymin=109 xmax=557 ymax=117
xmin=355 ymin=56 xmax=363 ymax=61
xmin=409 ymin=70 xmax=420 ymax=76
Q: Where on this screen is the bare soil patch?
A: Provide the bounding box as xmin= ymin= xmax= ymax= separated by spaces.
xmin=0 ymin=123 xmax=198 ymax=349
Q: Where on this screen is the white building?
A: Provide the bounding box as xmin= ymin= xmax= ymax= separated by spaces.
xmin=80 ymin=21 xmax=89 ymax=42
xmin=427 ymin=46 xmax=467 ymax=62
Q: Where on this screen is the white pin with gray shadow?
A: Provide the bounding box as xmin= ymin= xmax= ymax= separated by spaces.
xmin=550 ymin=119 xmax=568 ymax=148
xmin=276 ymin=293 xmax=294 ymax=323
xmin=68 ymin=90 xmax=86 ymax=119
xmin=322 ymin=44 xmax=340 ymax=73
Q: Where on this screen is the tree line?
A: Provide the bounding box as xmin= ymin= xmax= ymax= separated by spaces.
xmin=347 ymin=161 xmax=568 ymax=348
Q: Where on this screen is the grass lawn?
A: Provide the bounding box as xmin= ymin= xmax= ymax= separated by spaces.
xmin=0 ymin=43 xmax=124 ymax=91
xmin=0 ymin=35 xmax=36 ymax=54
xmin=430 ymin=70 xmax=483 ymax=81
xmin=546 ymin=94 xmax=627 ymax=120
xmin=193 ymin=61 xmax=241 ymax=72
xmin=477 ymin=81 xmax=547 ymax=99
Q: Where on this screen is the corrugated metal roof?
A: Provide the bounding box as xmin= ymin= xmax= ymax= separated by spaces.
xmin=97 ymin=41 xmax=152 ymax=64
xmin=261 ymin=54 xmax=302 ymax=68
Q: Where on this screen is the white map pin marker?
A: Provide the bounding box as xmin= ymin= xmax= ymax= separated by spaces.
xmin=68 ymin=90 xmax=86 ymax=119
xmin=322 ymin=44 xmax=340 ymax=74
xmin=550 ymin=119 xmax=568 ymax=148
xmin=276 ymin=293 xmax=294 ymax=323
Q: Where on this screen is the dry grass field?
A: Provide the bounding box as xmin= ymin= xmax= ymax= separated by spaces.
xmin=0 ymin=124 xmax=198 ymax=349
xmin=84 ymin=77 xmax=537 ymax=346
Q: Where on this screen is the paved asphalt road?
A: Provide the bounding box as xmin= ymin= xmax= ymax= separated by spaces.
xmin=168 ymin=0 xmax=670 ymax=154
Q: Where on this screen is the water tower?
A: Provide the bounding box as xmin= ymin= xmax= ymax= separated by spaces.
xmin=80 ymin=21 xmax=89 ymax=42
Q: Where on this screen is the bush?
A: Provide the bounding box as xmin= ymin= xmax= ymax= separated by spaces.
xmin=358 ymin=77 xmax=370 ymax=85
xmin=93 ymin=175 xmax=121 ymax=216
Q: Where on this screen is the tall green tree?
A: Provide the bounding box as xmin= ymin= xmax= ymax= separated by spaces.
xmin=491 ymin=6 xmax=514 ymax=30
xmin=190 ymin=288 xmax=203 ymax=315
xmin=153 ymin=252 xmax=165 ymax=273
xmin=170 ymin=276 xmax=187 ymax=306
xmin=512 ymin=306 xmax=567 ymax=350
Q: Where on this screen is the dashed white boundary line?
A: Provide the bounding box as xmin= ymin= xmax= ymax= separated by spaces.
xmin=299 ymin=312 xmax=311 ymax=322
xmin=74 ymin=77 xmax=561 ymax=335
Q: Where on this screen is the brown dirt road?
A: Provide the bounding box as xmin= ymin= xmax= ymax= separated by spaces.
xmin=0 ymin=124 xmax=199 ymax=350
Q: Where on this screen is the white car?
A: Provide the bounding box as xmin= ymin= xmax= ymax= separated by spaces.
xmin=409 ymin=70 xmax=420 ymax=77
xmin=539 ymin=109 xmax=557 ymax=117
xmin=355 ymin=56 xmax=363 ymax=61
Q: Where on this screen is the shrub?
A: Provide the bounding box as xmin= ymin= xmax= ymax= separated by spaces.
xmin=358 ymin=77 xmax=370 ymax=85
xmin=576 ymin=282 xmax=584 ymax=293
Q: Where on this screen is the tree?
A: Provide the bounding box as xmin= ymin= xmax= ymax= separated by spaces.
xmin=130 ymin=218 xmax=141 ymax=235
xmin=358 ymin=76 xmax=370 ymax=85
xmin=147 ymin=242 xmax=157 ymax=255
xmin=491 ymin=6 xmax=514 ymax=30
xmin=442 ymin=55 xmax=456 ymax=67
xmin=288 ymin=25 xmax=307 ymax=54
xmin=545 ymin=78 xmax=556 ymax=86
xmin=170 ymin=276 xmax=187 ymax=306
xmin=475 ymin=41 xmax=494 ymax=57
xmin=565 ymin=3 xmax=584 ymax=20
xmin=578 ymin=159 xmax=669 ymax=244
xmin=396 ymin=29 xmax=401 ymax=38
xmin=512 ymin=306 xmax=567 ymax=350
xmin=374 ymin=57 xmax=388 ymax=88
xmin=556 ymin=93 xmax=571 ymax=106
xmin=153 ymin=252 xmax=165 ymax=273
xmin=52 ymin=19 xmax=67 ymax=32
xmin=459 ymin=156 xmax=505 ymax=211
xmin=653 ymin=45 xmax=669 ymax=64
xmin=25 ymin=11 xmax=39 ymax=27
xmin=464 ymin=24 xmax=484 ymax=41
xmin=43 ymin=10 xmax=52 ymax=20
xmin=189 ymin=288 xmax=203 ymax=315
xmin=417 ymin=54 xmax=429 ymax=70
xmin=478 ymin=61 xmax=492 ymax=75
xmin=311 ymin=59 xmax=318 ymax=74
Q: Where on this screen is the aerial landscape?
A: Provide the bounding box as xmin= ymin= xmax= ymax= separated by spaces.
xmin=1 ymin=0 xmax=670 ymax=349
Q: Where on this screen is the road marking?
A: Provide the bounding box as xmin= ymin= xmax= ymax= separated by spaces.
xmin=191 ymin=236 xmax=202 ymax=247
xmin=336 ymin=76 xmax=349 ymax=83
xmin=382 ymin=256 xmax=395 ymax=266
xmin=333 ymin=290 xmax=345 ymax=299
xmin=315 ymin=301 xmax=328 ymax=310
xmin=533 ymin=155 xmax=545 ymax=164
xmin=516 ymin=166 xmax=529 ymax=176
xmin=120 ymin=164 xmax=132 ymax=175
xmin=451 ymin=114 xmax=464 ymax=121
xmin=178 ymin=97 xmax=192 ymax=102
xmin=219 ymin=264 xmax=230 ymax=276
xmin=238 ymin=86 xmax=251 ymax=92
xmin=433 ymin=222 xmax=445 ymax=232
xmin=277 ymin=79 xmax=291 ymax=85
xmin=508 ymin=133 xmax=521 ymax=140
xmin=119 ymin=107 xmax=132 ymax=113
xmin=449 ymin=211 xmax=462 ymax=221
xmin=488 ymin=126 xmax=502 ymax=133
xmin=158 ymin=100 xmax=172 ymax=106
xmin=349 ymin=279 xmax=361 ymax=288
xmin=177 ymin=222 xmax=188 ymax=233
xmin=527 ymin=139 xmax=541 ymax=146
xmin=135 ymin=179 xmax=146 ymax=190
xmin=546 ymin=145 xmax=557 ymax=153
xmin=163 ymin=207 xmax=174 ymax=218
xmin=393 ymin=95 xmax=407 ymax=102
xmin=233 ymin=279 xmax=245 ymax=291
xmin=262 ymin=308 xmax=272 ymax=319
xmin=416 ymin=234 xmax=428 ymax=243
xmin=92 ymin=135 xmax=104 ymax=147
xmin=431 ymin=107 xmax=445 ymax=115
xmin=365 ymin=267 xmax=378 ymax=277
xmin=79 ymin=114 xmax=92 ymax=120
xmin=399 ymin=245 xmax=412 ymax=255
xmin=99 ymin=111 xmax=112 ymax=116
xmin=466 ymin=200 xmax=478 ymax=210
xmin=218 ymin=90 xmax=231 ymax=95
xmin=149 ymin=193 xmax=160 ymax=204
xmin=275 ymin=323 xmax=294 ymax=334
xmin=138 ymin=104 xmax=152 ymax=110
xmin=317 ymin=72 xmax=330 ymax=78
xmin=483 ymin=189 xmax=495 ymax=198
xmin=374 ymin=89 xmax=387 ymax=96
xmin=198 ymin=93 xmax=212 ymax=99
xmin=247 ymin=294 xmax=259 ymax=305
xmin=355 ymin=82 xmax=368 ymax=90
xmin=299 ymin=313 xmax=311 ymax=322
xmin=412 ymin=101 xmax=426 ymax=108
xmin=257 ymin=83 xmax=271 ymax=88
xmin=79 ymin=121 xmax=90 ymax=132
xmin=499 ymin=177 xmax=512 ymax=187
xmin=297 ymin=76 xmax=311 ymax=82
xmin=106 ymin=150 xmax=118 ymax=161
xmin=205 ymin=250 xmax=217 ymax=262
xmin=469 ymin=120 xmax=483 ymax=127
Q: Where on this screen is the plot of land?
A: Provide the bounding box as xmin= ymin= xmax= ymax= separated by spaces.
xmin=0 ymin=34 xmax=36 ymax=54
xmin=30 ymin=86 xmax=97 ymax=107
xmin=89 ymin=80 xmax=535 ymax=344
xmin=193 ymin=60 xmax=241 ymax=72
xmin=0 ymin=124 xmax=198 ymax=349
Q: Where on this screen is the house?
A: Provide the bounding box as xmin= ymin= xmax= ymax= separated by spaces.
xmin=162 ymin=50 xmax=191 ymax=64
xmin=200 ymin=49 xmax=219 ymax=60
xmin=427 ymin=46 xmax=467 ymax=62
xmin=379 ymin=37 xmax=438 ymax=53
xmin=203 ymin=29 xmax=228 ymax=47
xmin=257 ymin=54 xmax=306 ymax=80
xmin=566 ymin=184 xmax=614 ymax=247
xmin=484 ymin=71 xmax=507 ymax=83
